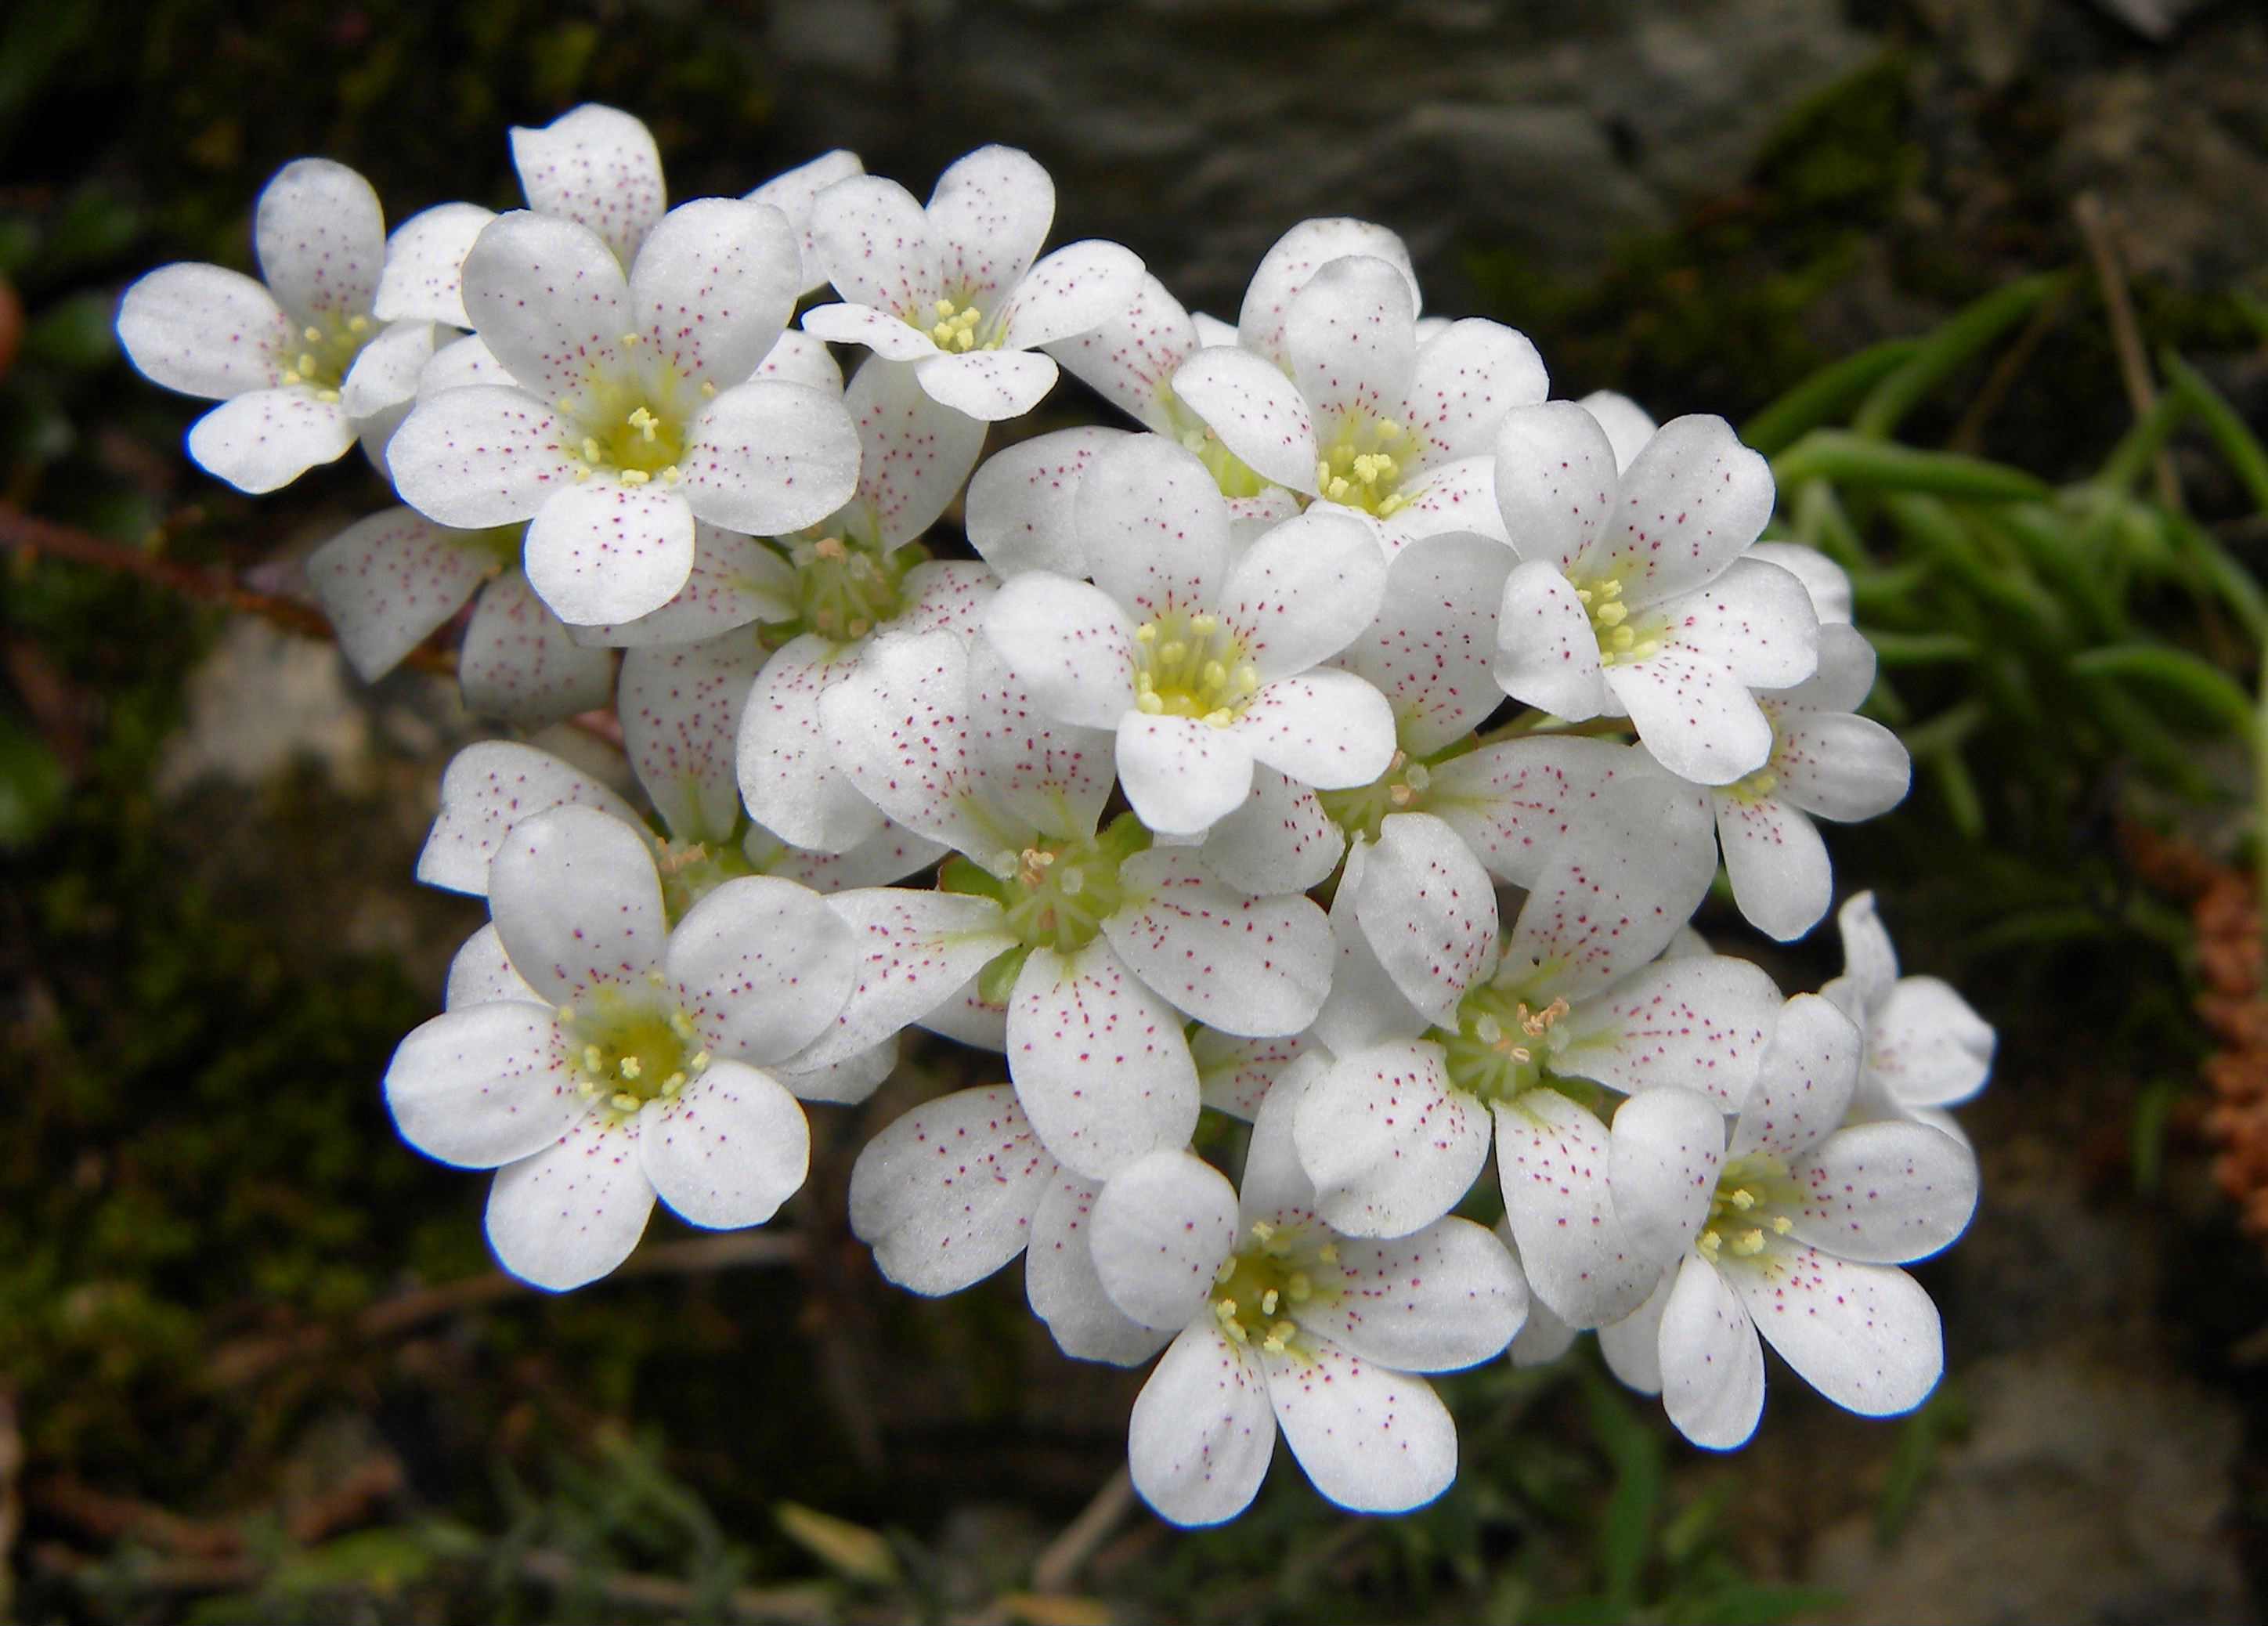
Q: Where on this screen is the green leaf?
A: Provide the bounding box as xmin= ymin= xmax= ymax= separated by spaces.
xmin=1775 ymin=432 xmax=2053 ymax=504
xmin=2162 ymin=349 xmax=2268 ymax=514
xmin=1579 ymin=1366 xmax=1663 ymax=1613
xmin=0 ymin=711 xmax=67 ymax=850
xmin=775 ymin=1501 xmax=901 ymax=1588
xmin=2068 ymin=643 xmax=2255 ymax=735
xmin=1741 ymin=337 xmax=1919 ymax=456
xmin=1876 ymin=1386 xmax=1969 ymax=1544
xmin=1850 ymin=272 xmax=2074 ymax=439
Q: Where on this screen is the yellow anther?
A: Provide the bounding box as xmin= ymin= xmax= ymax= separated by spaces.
xmin=619 ymin=1056 xmax=642 ymax=1080
xmin=1771 ymin=1215 xmax=1794 ymax=1234
xmin=1260 ymin=1288 xmax=1279 ymax=1315
xmin=303 ymin=326 xmax=323 ymax=343
xmin=1215 ymin=1258 xmax=1237 ymax=1284
xmin=1287 ymin=1272 xmax=1311 ymax=1302
xmin=1698 ymin=1228 xmax=1724 ymax=1260
xmin=1137 ymin=692 xmax=1165 ymax=715
xmin=1204 ymin=708 xmax=1233 ymax=729
xmin=1135 ymin=623 xmax=1158 ymax=643
xmin=1191 ymin=613 xmax=1218 ymax=634
xmin=1202 ymin=660 xmax=1228 ymax=689
xmin=935 ymin=298 xmax=957 ymax=317
xmin=1316 ymin=459 xmax=1334 ymax=490
xmin=619 ymin=331 xmax=642 ymax=345
xmin=688 ymin=1050 xmax=711 ymax=1071
xmin=1224 ymin=1318 xmax=1250 ymax=1344
xmin=663 ymin=1071 xmax=687 ymax=1094
xmin=1326 ymin=477 xmax=1351 ymax=501
xmin=583 ymin=437 xmax=604 ymax=464
xmin=1728 ymin=1187 xmax=1757 ymax=1210
xmin=1251 ymin=1221 xmax=1275 ymax=1241
xmin=814 ymin=536 xmax=848 ymax=561
xmin=1599 ymin=578 xmax=1623 ymax=600
xmin=1750 ymin=772 xmax=1779 ymax=797
xmin=931 ymin=322 xmax=955 ymax=343
xmin=700 ymin=381 xmax=717 ymax=397
xmin=1378 ymin=419 xmax=1403 ymax=439
xmin=1596 ymin=601 xmax=1628 ymax=628
xmin=662 ymin=464 xmax=682 ymax=483
xmin=611 ymin=1091 xmax=641 ymax=1112
xmin=574 ymin=465 xmax=594 ymax=482
xmin=955 ymin=329 xmax=976 ymax=351
xmin=1377 ymin=493 xmax=1407 ymax=517
xmin=619 ymin=468 xmax=652 ymax=485
xmin=670 ymin=1011 xmax=696 ymax=1039
xmin=583 ymin=1045 xmax=605 ymax=1075
xmin=316 ymin=388 xmax=341 ymax=403
xmin=1631 ymin=639 xmax=1660 ymax=661
xmin=298 ymin=351 xmax=319 ymax=376
xmin=280 ymin=370 xmax=302 ymax=385
xmin=1732 ymin=1228 xmax=1768 ymax=1256
xmin=348 ymin=314 xmax=370 ymax=333
xmin=1236 ymin=663 xmax=1259 ymax=692
xmin=627 ymin=406 xmax=659 ymax=440
xmin=1158 ymin=641 xmax=1186 ymax=664
xmin=1611 ymin=625 xmax=1636 ymax=651
xmin=1317 ymin=1244 xmax=1338 ymax=1265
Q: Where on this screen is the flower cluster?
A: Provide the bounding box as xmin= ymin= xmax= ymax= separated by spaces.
xmin=119 ymin=107 xmax=1995 ymax=1527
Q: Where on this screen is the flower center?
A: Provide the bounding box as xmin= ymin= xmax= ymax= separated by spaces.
xmin=944 ymin=815 xmax=1150 ymax=997
xmin=1132 ymin=609 xmax=1258 ymax=726
xmin=1161 ymin=390 xmax=1269 ymax=500
xmin=654 ymin=832 xmax=757 ymax=917
xmin=278 ymin=313 xmax=374 ymax=400
xmin=1315 ymin=414 xmax=1413 ymax=517
xmin=1433 ymin=982 xmax=1571 ymax=1107
xmin=558 ymin=334 xmax=695 ymax=487
xmin=910 ymin=294 xmax=999 ymax=353
xmin=789 ymin=534 xmax=911 ymax=643
xmin=1316 ymin=746 xmax=1436 ymax=844
xmin=1695 ymin=1154 xmax=1801 ymax=1264
xmin=1209 ymin=1219 xmax=1344 ymax=1360
xmin=1575 ymin=574 xmax=1664 ymax=667
xmin=560 ymin=978 xmax=709 ymax=1122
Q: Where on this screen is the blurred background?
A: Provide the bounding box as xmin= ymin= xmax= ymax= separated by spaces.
xmin=5 ymin=0 xmax=2268 ymax=1620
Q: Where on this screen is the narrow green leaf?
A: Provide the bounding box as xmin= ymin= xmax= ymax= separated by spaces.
xmin=1851 ymin=272 xmax=2075 ymax=439
xmin=1579 ymin=1367 xmax=1663 ymax=1613
xmin=1741 ymin=338 xmax=1919 ymax=457
xmin=1775 ymin=432 xmax=2053 ymax=504
xmin=2068 ymin=643 xmax=2255 ymax=734
xmin=2163 ymin=349 xmax=2268 ymax=514
xmin=1866 ymin=630 xmax=1977 ymax=666
xmin=2161 ymin=511 xmax=2268 ymax=646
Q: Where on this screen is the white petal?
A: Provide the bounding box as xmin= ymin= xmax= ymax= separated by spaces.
xmin=809 ymin=174 xmax=939 ymax=315
xmin=1716 ymin=792 xmax=1833 ymax=942
xmin=1000 ymin=239 xmax=1146 ymax=349
xmin=1116 ymin=712 xmax=1256 ymax=838
xmin=1493 ymin=559 xmax=1610 ymax=720
xmin=1352 ymin=812 xmax=1497 ymax=1028
xmin=255 ymin=158 xmax=385 ymax=325
xmin=616 ymin=636 xmax=758 ymax=844
xmin=1726 ymin=1249 xmax=1941 ymax=1418
xmin=848 ymin=1083 xmax=1053 ymax=1294
xmin=458 ymin=569 xmax=616 ymax=727
xmin=417 ymin=332 xmax=511 ymax=396
xmin=1238 ymin=218 xmax=1418 ymax=369
xmin=901 ymin=557 xmax=1005 ymax=636
xmin=800 ymin=299 xmax=941 ymax=361
xmin=1501 ymin=824 xmax=1710 ymax=1003
xmin=628 ymin=197 xmax=800 ymax=390
xmin=775 ymin=1037 xmax=897 ymax=1106
xmin=1495 ymin=1089 xmax=1656 ymax=1327
xmin=1233 ymin=670 xmax=1396 ymax=791
xmin=640 ymin=1058 xmax=809 ymax=1227
xmin=416 ymin=740 xmax=641 ymax=896
xmin=1596 ymin=1268 xmax=1673 ymax=1393
xmin=1658 ymin=558 xmax=1819 ymax=691
xmin=1402 ymin=319 xmax=1548 ymax=464
xmin=339 ymin=317 xmax=435 ymax=421
xmin=1550 ymin=955 xmax=1782 ymax=1110
xmin=485 ymin=1118 xmax=655 ymax=1290
xmin=1193 ymin=1028 xmax=1313 ymax=1122
xmin=966 ymin=636 xmax=1116 ymax=844
xmin=1789 ymin=1120 xmax=1978 ymax=1265
xmin=445 ymin=923 xmax=543 ymax=1009
xmin=1027 ymin=1174 xmax=1176 ymax=1364
xmin=1199 ymin=767 xmax=1343 ymax=897
xmin=1306 ymin=1216 xmax=1526 ymax=1371
xmin=843 ymin=356 xmax=989 ymax=549
xmin=1090 ymin=1148 xmax=1241 ymax=1330
xmin=749 ymin=817 xmax=947 ymax=894
xmin=374 ymin=201 xmax=496 ymax=327
xmin=791 ymin=888 xmax=1016 ymax=1070
xmin=1609 ymin=649 xmax=1775 ymax=786
xmin=917 ymin=967 xmax=1010 ymax=1051
xmin=1602 ymin=415 xmax=1775 ymax=604
xmin=1080 ymin=435 xmax=1233 ymax=614
xmin=1492 ymin=402 xmax=1619 ymax=572
xmin=1576 ymin=390 xmax=1657 ymax=472
xmin=1103 ymin=848 xmax=1333 ymax=1037
xmin=1006 ymin=941 xmax=1199 ymax=1180
xmin=1338 ymin=530 xmax=1513 ymax=753
xmin=1285 ymin=254 xmax=1418 ymax=424
xmin=1129 ymin=1322 xmax=1275 ymax=1527
xmin=915 ymin=347 xmax=1059 ymax=420
xmin=1310 ymin=839 xmax=1430 ymax=1055
xmin=1294 ymin=1042 xmax=1491 ymax=1240
xmin=1775 ymin=710 xmax=1910 ymax=823
xmin=1833 ymin=891 xmax=1900 ymax=1014
xmin=667 ymin=873 xmax=858 ymax=1063
xmin=1608 ymin=1086 xmax=1725 ymax=1267
xmin=1044 ymin=272 xmax=1194 ymax=429
xmin=964 ymin=426 xmax=1130 ymax=577
xmin=928 ymin=145 xmax=1054 ymax=307
xmin=578 ymin=524 xmax=796 ymax=648
xmin=738 ymin=633 xmax=885 ymax=855
xmin=116 ymin=263 xmax=290 ymax=399
xmin=683 ymin=379 xmax=861 ymax=535
xmin=1728 ymin=992 xmax=1865 ymax=1162
xmin=1262 ymin=1340 xmax=1456 ymax=1515
xmin=1425 ymin=736 xmax=1680 ymax=888
xmin=1869 ymin=976 xmax=1995 ymax=1108
xmin=388 ymin=385 xmax=575 ymax=529
xmin=1219 ymin=507 xmax=1387 ymax=681
xmin=524 ymin=482 xmax=695 ymax=626
xmin=385 ymin=1001 xmax=580 ymax=1166
xmin=187 ymin=388 xmax=355 ymax=493
xmin=305 ymin=508 xmax=489 ymax=681
xmin=754 ymin=328 xmax=843 ymax=392
xmin=461 ymin=211 xmax=630 ymax=403
xmin=1510 ymin=1284 xmax=1580 ymax=1368
xmin=1170 ymin=345 xmax=1320 ymax=494
xmin=745 ymin=148 xmax=865 ymax=294
xmin=511 ymin=104 xmax=666 ymax=264
xmin=1658 ymin=1255 xmax=1765 ymax=1449
xmin=489 ymin=804 xmax=668 ymax=1005
xmin=1382 ymin=456 xmax=1508 ymax=554
xmin=984 ymin=573 xmax=1137 ymax=731
xmin=1748 ymin=540 xmax=1852 ymax=625
xmin=1237 ymin=1052 xmax=1327 ymax=1223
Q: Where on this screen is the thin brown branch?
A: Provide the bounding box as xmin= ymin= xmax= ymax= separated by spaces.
xmin=204 ymin=1231 xmax=805 ymax=1388
xmin=1948 ymin=278 xmax=2072 ymax=454
xmin=0 ymin=1391 xmax=20 ymax=1624
xmin=2074 ymin=193 xmax=2183 ymax=511
xmin=1030 ymin=1465 xmax=1134 ymax=1594
xmin=518 ymin=1548 xmax=835 ymax=1622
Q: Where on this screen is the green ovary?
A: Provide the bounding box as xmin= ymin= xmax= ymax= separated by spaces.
xmin=559 ymin=352 xmax=695 ymax=485
xmin=1317 ymin=746 xmax=1436 ymax=844
xmin=1432 ymin=981 xmax=1573 ymax=1107
xmin=563 ymin=981 xmax=709 ymax=1119
xmin=1315 ymin=412 xmax=1414 ymax=517
xmin=1574 ymin=573 xmax=1667 ymax=667
xmin=1209 ymin=1219 xmax=1343 ymax=1359
xmin=1133 ymin=609 xmax=1258 ymax=725
xmin=792 ymin=535 xmax=911 ymax=642
xmin=1696 ymin=1154 xmax=1802 ymax=1263
xmin=279 ymin=313 xmax=374 ymax=397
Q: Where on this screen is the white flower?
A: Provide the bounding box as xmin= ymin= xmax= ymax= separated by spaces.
xmin=1298 ymin=810 xmax=1772 ymax=1328
xmin=821 ymin=630 xmax=1336 ymax=1178
xmin=1598 ymin=993 xmax=1979 ymax=1447
xmin=801 ymin=146 xmax=1145 ymax=421
xmin=383 ymin=806 xmax=861 ymax=1289
xmin=117 ymin=158 xmax=423 ymax=493
xmin=1170 ymin=237 xmax=1547 ymax=555
xmin=1085 ymin=1072 xmax=1526 ymax=1525
xmin=1822 ymin=892 xmax=1996 ymax=1135
xmin=1493 ymin=404 xmax=1818 ymax=785
xmin=387 ymin=198 xmax=858 ymax=627
xmin=982 ymin=435 xmax=1396 ymax=839
xmin=1712 ymin=624 xmax=1911 ymax=941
